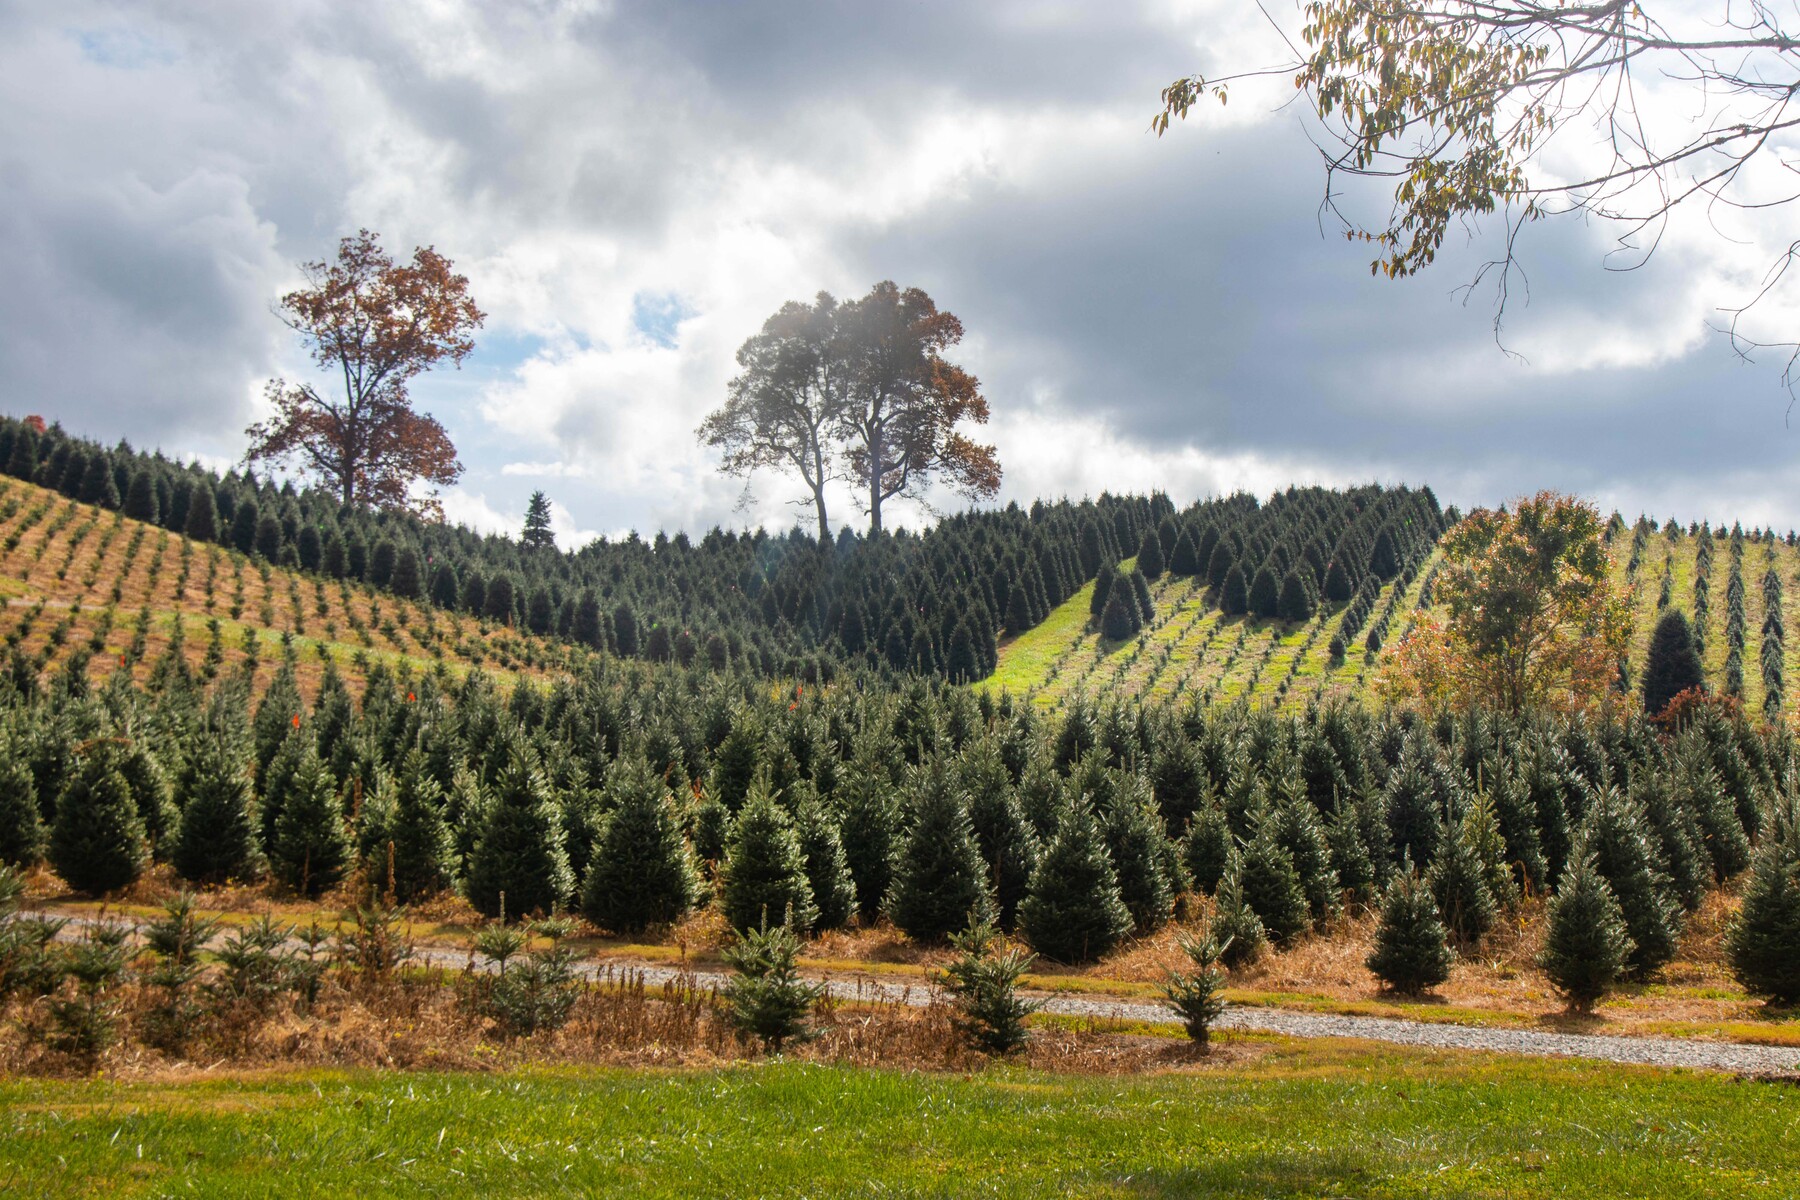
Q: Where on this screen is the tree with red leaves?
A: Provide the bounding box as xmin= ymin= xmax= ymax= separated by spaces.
xmin=244 ymin=230 xmax=484 ymax=520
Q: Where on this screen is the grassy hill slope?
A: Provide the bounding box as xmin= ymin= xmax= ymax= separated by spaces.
xmin=987 ymin=521 xmax=1800 ymax=716
xmin=0 ymin=476 xmax=585 ymax=700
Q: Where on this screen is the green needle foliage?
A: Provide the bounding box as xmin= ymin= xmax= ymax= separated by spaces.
xmin=1367 ymin=858 xmax=1453 ymax=995
xmin=170 ymin=731 xmax=264 ymax=885
xmin=794 ymin=798 xmax=857 ymax=933
xmin=49 ymin=742 xmax=149 ymax=896
xmin=580 ymin=755 xmax=701 ymax=936
xmin=885 ymin=761 xmax=994 ymax=942
xmin=385 ymin=749 xmax=457 ymax=902
xmin=1183 ymin=803 xmax=1233 ymax=896
xmin=1541 ymin=847 xmax=1635 ymax=1014
xmin=1018 ymin=796 xmax=1133 ymax=964
xmin=722 ymin=775 xmax=818 ymax=935
xmin=1210 ymin=866 xmax=1268 ymax=968
xmin=269 ymin=740 xmax=352 ymax=898
xmin=1159 ymin=928 xmax=1231 ymax=1046
xmin=464 ymin=741 xmax=574 ymax=921
xmin=722 ymin=915 xmax=825 ymax=1054
xmin=1236 ymin=821 xmax=1310 ymax=947
xmin=1641 ymin=609 xmax=1705 ymax=717
xmin=1726 ymin=834 xmax=1800 ymax=1005
xmin=0 ymin=730 xmax=45 ymax=868
xmin=940 ymin=917 xmax=1042 ymax=1056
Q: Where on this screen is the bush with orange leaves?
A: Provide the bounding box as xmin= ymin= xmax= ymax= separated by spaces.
xmin=1383 ymin=491 xmax=1631 ymax=716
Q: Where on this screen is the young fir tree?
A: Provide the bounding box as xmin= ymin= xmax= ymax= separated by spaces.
xmin=793 ymin=797 xmax=857 ymax=932
xmin=463 ymin=742 xmax=574 ymax=920
xmin=1641 ymin=609 xmax=1706 ymax=716
xmin=49 ymin=743 xmax=149 ymax=896
xmin=1247 ymin=566 xmax=1281 ymax=619
xmin=386 ymin=749 xmax=458 ymax=902
xmin=269 ymin=742 xmax=353 ymax=898
xmin=0 ymin=731 xmax=45 ymax=868
xmin=721 ymin=774 xmax=818 ymax=934
xmin=1276 ymin=571 xmax=1315 ymax=622
xmin=1090 ymin=562 xmax=1118 ymax=619
xmin=1583 ymin=786 xmax=1681 ymax=977
xmin=1540 ymin=846 xmax=1635 ymax=1013
xmin=1427 ymin=812 xmax=1499 ymax=945
xmin=1219 ymin=563 xmax=1249 ymax=616
xmin=722 ymin=917 xmax=824 ymax=1053
xmin=1367 ymin=857 xmax=1454 ymax=994
xmin=1183 ymin=802 xmax=1233 ymax=896
xmin=580 ymin=755 xmax=701 ymax=935
xmin=1725 ymin=835 xmax=1800 ymax=1004
xmin=1102 ymin=790 xmax=1174 ymax=934
xmin=1159 ymin=928 xmax=1231 ymax=1047
xmin=886 ymin=762 xmax=995 ymax=942
xmin=1236 ymin=821 xmax=1311 ymax=946
xmin=117 ymin=739 xmax=179 ymax=863
xmin=1018 ymin=796 xmax=1134 ymax=964
xmin=1630 ymin=769 xmax=1711 ymax=913
xmin=941 ymin=917 xmax=1042 ymax=1055
xmin=963 ymin=747 xmax=1041 ymax=931
xmin=1101 ymin=592 xmax=1139 ymax=641
xmin=1136 ymin=528 xmax=1165 ymax=579
xmin=170 ymin=731 xmax=264 ymax=885
xmin=1325 ymin=795 xmax=1377 ymax=906
xmin=1267 ymin=783 xmax=1341 ymax=926
xmin=1210 ymin=864 xmax=1269 ymax=968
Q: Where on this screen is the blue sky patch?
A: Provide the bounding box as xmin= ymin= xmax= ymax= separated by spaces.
xmin=631 ymin=291 xmax=693 ymax=349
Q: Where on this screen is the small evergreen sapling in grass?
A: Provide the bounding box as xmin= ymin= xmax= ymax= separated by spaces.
xmin=1725 ymin=825 xmax=1800 ymax=1005
xmin=1159 ymin=928 xmax=1230 ymax=1047
xmin=1367 ymin=858 xmax=1453 ymax=995
xmin=48 ymin=920 xmax=130 ymax=1060
xmin=49 ymin=742 xmax=149 ymax=896
xmin=940 ymin=917 xmax=1042 ymax=1055
xmin=721 ymin=776 xmax=818 ymax=934
xmin=484 ymin=917 xmax=581 ymax=1038
xmin=1018 ymin=796 xmax=1133 ymax=964
xmin=1541 ymin=847 xmax=1635 ymax=1014
xmin=581 ymin=756 xmax=701 ymax=935
xmin=722 ymin=913 xmax=825 ymax=1054
xmin=140 ymin=892 xmax=220 ymax=1052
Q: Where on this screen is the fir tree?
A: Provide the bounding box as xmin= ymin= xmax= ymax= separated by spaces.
xmin=1725 ymin=835 xmax=1800 ymax=1004
xmin=463 ymin=742 xmax=574 ymax=920
xmin=1267 ymin=785 xmax=1340 ymax=926
xmin=1323 ymin=558 xmax=1352 ymax=603
xmin=794 ymin=798 xmax=857 ymax=932
xmin=123 ymin=471 xmax=159 ymax=523
xmin=836 ymin=759 xmax=901 ymax=924
xmin=963 ymin=743 xmax=1041 ymax=930
xmin=1367 ymin=858 xmax=1453 ymax=994
xmin=1541 ymin=847 xmax=1635 ymax=1013
xmin=1219 ymin=563 xmax=1249 ymax=616
xmin=720 ymin=775 xmax=818 ymax=933
xmin=1584 ymin=786 xmax=1681 ymax=977
xmin=49 ymin=744 xmax=149 ymax=895
xmin=182 ymin=484 xmax=218 ymax=543
xmin=1159 ymin=928 xmax=1231 ymax=1046
xmin=941 ymin=917 xmax=1041 ymax=1055
xmin=390 ymin=546 xmax=424 ymax=599
xmin=1169 ymin=528 xmax=1201 ymax=577
xmin=521 ymin=490 xmax=556 ymax=549
xmin=1183 ymin=803 xmax=1233 ymax=896
xmin=1101 ymin=592 xmax=1138 ymax=641
xmin=1102 ymin=791 xmax=1174 ymax=934
xmin=1236 ymin=823 xmax=1310 ymax=946
xmin=1018 ymin=796 xmax=1133 ymax=963
xmin=580 ymin=755 xmax=701 ymax=935
xmin=1428 ymin=814 xmax=1499 ymax=945
xmin=1642 ymin=609 xmax=1705 ymax=716
xmin=1325 ymin=795 xmax=1376 ymax=906
xmin=885 ymin=762 xmax=995 ymax=942
xmin=722 ymin=917 xmax=823 ymax=1053
xmin=1210 ymin=866 xmax=1268 ymax=968
xmin=0 ymin=732 xmax=45 ymax=868
xmin=1136 ymin=528 xmax=1165 ymax=579
xmin=1248 ymin=566 xmax=1281 ymax=619
xmin=170 ymin=732 xmax=263 ymax=885
xmin=1089 ymin=562 xmax=1117 ymax=619
xmin=1276 ymin=571 xmax=1314 ymax=622
xmin=386 ymin=750 xmax=457 ymax=902
xmin=269 ymin=742 xmax=352 ymax=898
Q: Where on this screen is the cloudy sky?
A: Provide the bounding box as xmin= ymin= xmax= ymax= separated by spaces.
xmin=7 ymin=0 xmax=1800 ymax=544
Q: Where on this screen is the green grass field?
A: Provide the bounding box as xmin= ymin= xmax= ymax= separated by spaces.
xmin=5 ymin=1042 xmax=1796 ymax=1198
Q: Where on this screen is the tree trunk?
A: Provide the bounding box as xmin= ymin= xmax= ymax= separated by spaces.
xmin=867 ymin=427 xmax=883 ymax=534
xmin=812 ymin=483 xmax=831 ymax=545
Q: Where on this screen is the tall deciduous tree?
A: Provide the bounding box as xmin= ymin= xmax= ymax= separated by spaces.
xmin=698 ymin=293 xmax=851 ymax=543
xmin=836 ymin=282 xmax=1001 ymax=533
xmin=244 ymin=230 xmax=483 ymax=519
xmin=1384 ymin=491 xmax=1631 ymax=715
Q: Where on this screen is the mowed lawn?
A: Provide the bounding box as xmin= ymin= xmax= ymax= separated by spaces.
xmin=3 ymin=1039 xmax=1796 ymax=1198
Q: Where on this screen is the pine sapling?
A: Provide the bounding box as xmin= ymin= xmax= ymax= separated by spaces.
xmin=939 ymin=916 xmax=1042 ymax=1055
xmin=721 ymin=911 xmax=825 ymax=1054
xmin=1367 ymin=858 xmax=1453 ymax=995
xmin=1159 ymin=928 xmax=1231 ymax=1047
xmin=1541 ymin=848 xmax=1635 ymax=1014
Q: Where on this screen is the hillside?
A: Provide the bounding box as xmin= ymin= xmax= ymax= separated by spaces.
xmin=989 ymin=518 xmax=1800 ymax=717
xmin=0 ymin=475 xmax=585 ymax=700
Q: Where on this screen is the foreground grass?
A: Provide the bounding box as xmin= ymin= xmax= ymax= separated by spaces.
xmin=4 ymin=1041 xmax=1796 ymax=1198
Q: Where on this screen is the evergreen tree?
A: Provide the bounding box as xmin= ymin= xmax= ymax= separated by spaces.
xmin=170 ymin=733 xmax=263 ymax=885
xmin=1323 ymin=558 xmax=1352 ymax=603
xmin=963 ymin=743 xmax=1040 ymax=930
xmin=1090 ymin=562 xmax=1117 ymax=619
xmin=1206 ymin=539 xmax=1235 ymax=589
xmin=0 ymin=732 xmax=45 ymax=868
xmin=1159 ymin=928 xmax=1231 ymax=1046
xmin=254 ymin=514 xmax=284 ymax=562
xmin=1102 ymin=791 xmax=1174 ymax=934
xmin=1136 ymin=528 xmax=1165 ymax=579
xmin=297 ymin=524 xmax=324 ymax=572
xmin=269 ymin=742 xmax=352 ymax=898
xmin=390 ymin=546 xmax=424 ymax=599
xmin=1018 ymin=796 xmax=1133 ymax=963
xmin=941 ymin=917 xmax=1041 ymax=1055
xmin=386 ymin=750 xmax=457 ymax=902
xmin=1210 ymin=865 xmax=1268 ymax=967
xmin=794 ymin=798 xmax=857 ymax=932
xmin=1183 ymin=802 xmax=1233 ymax=896
xmin=838 ymin=757 xmax=900 ymax=923
xmin=182 ymin=484 xmax=218 ymax=543
xmin=1236 ymin=822 xmax=1310 ymax=946
xmin=1367 ymin=858 xmax=1453 ymax=994
xmin=230 ymin=498 xmax=260 ymax=554
xmin=1101 ymin=593 xmax=1138 ymax=641
xmin=1541 ymin=847 xmax=1635 ymax=1013
xmin=1169 ymin=528 xmax=1201 ymax=577
xmin=521 ymin=490 xmax=556 ymax=549
xmin=1584 ymin=785 xmax=1681 ymax=977
xmin=1219 ymin=563 xmax=1249 ymax=615
xmin=78 ymin=452 xmax=120 ymax=508
xmin=720 ymin=775 xmax=818 ymax=933
xmin=47 ymin=744 xmax=148 ymax=895
xmin=1428 ymin=812 xmax=1499 ymax=945
xmin=1324 ymin=795 xmax=1376 ymax=906
xmin=1248 ymin=566 xmax=1281 ymax=619
xmin=1726 ymin=835 xmax=1800 ymax=1004
xmin=580 ymin=755 xmax=701 ymax=935
xmin=1276 ymin=571 xmax=1314 ymax=622
xmin=886 ymin=762 xmax=995 ymax=941
xmin=722 ymin=918 xmax=823 ymax=1053
xmin=1642 ymin=609 xmax=1705 ymax=716
xmin=463 ymin=742 xmax=574 ymax=919
xmin=1267 ymin=785 xmax=1340 ymax=926
xmin=123 ymin=471 xmax=159 ymax=523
